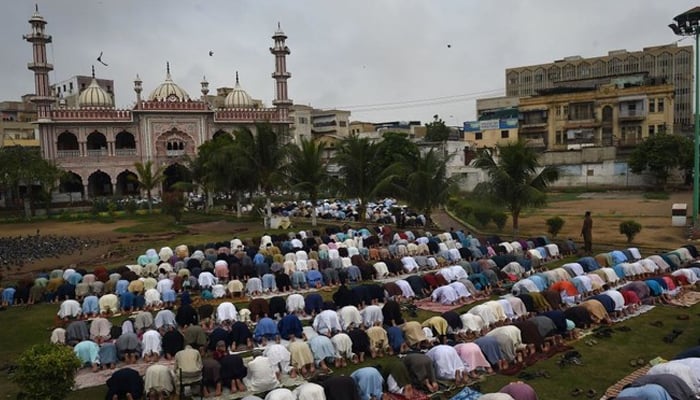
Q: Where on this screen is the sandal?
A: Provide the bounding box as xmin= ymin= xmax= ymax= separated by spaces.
xmin=571 ymin=388 xmax=584 ymax=397
xmin=650 ymin=320 xmax=664 ymax=327
xmin=637 ymin=358 xmax=645 ymax=366
xmin=629 ymin=359 xmax=639 ymax=367
xmin=678 ymin=314 xmax=690 ymax=320
xmin=586 ymin=389 xmax=597 ymax=398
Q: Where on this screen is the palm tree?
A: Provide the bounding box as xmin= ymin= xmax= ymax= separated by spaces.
xmin=473 ymin=139 xmax=559 ymax=237
xmin=380 ymin=148 xmax=457 ymax=223
xmin=333 ymin=135 xmax=382 ymax=221
xmin=236 ymin=123 xmax=285 ymax=226
xmin=283 ymin=138 xmax=329 ymax=226
xmin=133 ymin=160 xmax=165 ymax=213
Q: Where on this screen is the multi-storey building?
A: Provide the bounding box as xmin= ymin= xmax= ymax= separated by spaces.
xmin=505 ymin=43 xmax=692 ymax=131
xmin=518 ymin=75 xmax=674 ymax=151
xmin=21 ymin=8 xmax=292 ymax=199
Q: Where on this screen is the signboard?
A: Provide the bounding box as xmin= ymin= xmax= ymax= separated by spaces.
xmin=463 ymin=118 xmax=519 ymax=132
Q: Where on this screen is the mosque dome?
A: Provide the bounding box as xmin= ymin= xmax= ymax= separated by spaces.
xmin=224 ymin=72 xmax=254 ymax=108
xmin=149 ymin=62 xmax=191 ymax=102
xmin=78 ymin=68 xmax=114 ymax=108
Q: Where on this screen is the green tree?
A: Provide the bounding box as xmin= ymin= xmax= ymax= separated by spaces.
xmin=424 ymin=114 xmax=450 ymax=142
xmin=283 ymin=138 xmax=330 ymax=226
xmin=0 ymin=146 xmax=65 ymax=218
xmin=133 ymin=160 xmax=165 ymax=213
xmin=236 ymin=124 xmax=285 ymax=226
xmin=546 ymin=216 xmax=565 ymax=237
xmin=619 ymin=220 xmax=642 ymax=243
xmin=374 ymin=131 xmax=420 ymax=172
xmin=12 ymin=343 xmax=81 ymax=400
xmin=162 ymin=190 xmax=186 ymax=223
xmin=333 ymin=135 xmax=383 ymax=221
xmin=473 ymin=139 xmax=560 ymax=237
xmin=628 ymin=133 xmax=693 ymax=188
xmin=378 ymin=148 xmax=457 ymax=222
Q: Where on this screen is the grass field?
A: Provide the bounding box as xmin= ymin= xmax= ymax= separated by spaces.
xmin=0 ymin=192 xmax=698 ymax=399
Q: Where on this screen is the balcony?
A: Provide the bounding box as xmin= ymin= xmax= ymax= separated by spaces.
xmin=86 ymin=149 xmax=108 ymax=157
xmin=618 ymin=109 xmax=647 ymax=121
xmin=166 ymin=150 xmax=185 ymax=157
xmin=57 ymin=150 xmax=80 ymax=158
xmin=115 ymin=148 xmax=137 ymax=156
xmin=617 ymin=137 xmax=643 ymax=148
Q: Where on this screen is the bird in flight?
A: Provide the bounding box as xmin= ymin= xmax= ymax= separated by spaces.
xmin=97 ymin=51 xmax=108 ymax=66
xmin=209 ymin=50 xmax=214 ymax=56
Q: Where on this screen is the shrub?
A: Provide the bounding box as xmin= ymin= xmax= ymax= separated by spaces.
xmin=162 ymin=190 xmax=186 ymax=224
xmin=11 ymin=343 xmax=81 ymax=399
xmin=619 ymin=220 xmax=642 ymax=243
xmin=546 ymin=216 xmax=565 ymax=237
xmin=492 ymin=211 xmax=508 ymax=231
xmin=123 ymin=198 xmax=138 ymax=216
xmin=473 ymin=207 xmax=492 ymax=227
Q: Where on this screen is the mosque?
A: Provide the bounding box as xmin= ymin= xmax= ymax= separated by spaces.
xmin=23 ymin=7 xmax=293 ymax=199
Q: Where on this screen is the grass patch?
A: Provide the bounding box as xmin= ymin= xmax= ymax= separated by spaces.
xmin=643 ymin=191 xmax=670 ymax=200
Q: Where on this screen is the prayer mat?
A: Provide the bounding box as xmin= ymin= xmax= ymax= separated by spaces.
xmin=448 ymin=386 xmax=483 ymax=400
xmin=601 ymin=364 xmax=651 ymax=400
xmin=74 ymin=359 xmax=175 ymax=390
xmin=384 ymin=390 xmax=430 ymax=400
xmin=665 ymin=290 xmax=700 ymax=307
xmin=413 ymin=297 xmax=475 ymax=313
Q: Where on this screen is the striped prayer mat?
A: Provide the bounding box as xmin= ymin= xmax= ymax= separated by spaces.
xmin=602 ymin=364 xmax=651 ymax=400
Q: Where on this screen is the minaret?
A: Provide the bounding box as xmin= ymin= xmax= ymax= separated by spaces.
xmin=270 ymin=22 xmax=292 ymax=119
xmin=200 ymin=75 xmax=209 ymax=101
xmin=134 ymin=74 xmax=143 ymax=104
xmin=23 ymin=5 xmax=54 ymax=121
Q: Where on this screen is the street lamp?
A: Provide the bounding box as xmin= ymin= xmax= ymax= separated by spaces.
xmin=670 ymin=7 xmax=700 ymax=227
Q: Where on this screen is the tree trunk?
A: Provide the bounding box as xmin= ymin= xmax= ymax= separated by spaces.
xmin=511 ymin=211 xmax=520 ymax=240
xmin=312 ymin=206 xmax=317 ymax=227
xmin=147 ymin=189 xmax=153 ymax=213
xmin=265 ymin=196 xmax=272 ymax=229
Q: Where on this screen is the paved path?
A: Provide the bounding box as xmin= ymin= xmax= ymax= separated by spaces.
xmin=430 ymin=209 xmax=478 ymax=234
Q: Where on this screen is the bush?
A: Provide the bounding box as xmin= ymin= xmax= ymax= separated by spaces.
xmin=123 ymin=198 xmax=138 ymax=216
xmin=473 ymin=207 xmax=492 ymax=227
xmin=162 ymin=190 xmax=186 ymax=223
xmin=546 ymin=216 xmax=565 ymax=237
xmin=492 ymin=211 xmax=508 ymax=231
xmin=11 ymin=343 xmax=81 ymax=399
xmin=619 ymin=220 xmax=642 ymax=243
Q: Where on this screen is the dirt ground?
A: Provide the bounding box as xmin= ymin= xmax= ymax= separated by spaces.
xmin=0 ymin=191 xmax=695 ymax=280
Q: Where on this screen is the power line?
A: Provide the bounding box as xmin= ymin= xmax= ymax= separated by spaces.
xmin=327 ymin=88 xmax=505 ymax=110
xmin=345 ymin=90 xmax=505 ymax=113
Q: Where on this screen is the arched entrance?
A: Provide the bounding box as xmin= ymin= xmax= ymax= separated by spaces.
xmin=116 ymin=170 xmax=139 ymax=196
xmin=59 ymin=172 xmax=84 ymax=193
xmin=87 ymin=131 xmax=108 ymax=157
xmin=163 ymin=163 xmax=191 ymax=191
xmin=88 ymin=170 xmax=113 ymax=197
xmin=213 ymin=130 xmax=230 ymax=140
xmin=115 ymin=131 xmax=136 ymax=156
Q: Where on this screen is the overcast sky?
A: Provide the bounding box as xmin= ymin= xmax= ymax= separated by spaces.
xmin=1 ymin=1 xmax=696 ymax=125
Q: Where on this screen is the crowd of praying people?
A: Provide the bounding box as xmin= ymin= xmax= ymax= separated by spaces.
xmin=5 ymin=224 xmax=700 ymax=400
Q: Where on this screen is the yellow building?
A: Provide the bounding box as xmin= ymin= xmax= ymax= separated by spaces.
xmin=0 ymin=99 xmax=39 ymax=148
xmin=518 ymin=75 xmax=674 ymax=151
xmin=463 ymin=107 xmax=519 ymax=149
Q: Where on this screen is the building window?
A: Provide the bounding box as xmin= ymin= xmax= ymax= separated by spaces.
xmin=657 ymin=124 xmax=665 ymax=134
xmin=657 ymin=98 xmax=664 ymax=112
xmin=555 ymin=130 xmax=563 ymax=144
xmin=569 ymin=102 xmax=594 ymax=120
xmin=339 ymin=121 xmax=347 ymax=127
xmin=500 ymin=130 xmax=509 ymax=139
xmin=648 ymin=125 xmax=655 ymax=136
xmin=475 ymin=132 xmax=483 ymax=140
xmin=562 ymin=105 xmax=568 ymax=117
xmin=649 ymin=99 xmax=655 ymax=113
xmin=69 ymin=82 xmax=73 ymax=93
xmin=555 ymin=107 xmax=561 ymax=117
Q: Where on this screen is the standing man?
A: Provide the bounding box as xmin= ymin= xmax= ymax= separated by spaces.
xmin=581 ymin=211 xmax=593 ymax=255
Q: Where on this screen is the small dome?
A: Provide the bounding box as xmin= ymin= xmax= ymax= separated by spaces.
xmin=148 ymin=62 xmax=190 ymax=102
xmin=224 ymin=72 xmax=253 ymax=108
xmin=78 ymin=68 xmax=113 ymax=108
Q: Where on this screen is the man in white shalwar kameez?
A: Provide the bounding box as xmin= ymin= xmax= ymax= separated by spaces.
xmin=144 ymin=363 xmax=175 ymax=397
xmin=394 ymin=280 xmax=416 ymax=299
xmin=401 ymin=256 xmax=419 ymax=273
xmin=216 ymin=302 xmax=238 ymax=323
xmin=243 ymin=355 xmax=280 ymax=393
xmin=339 ymin=305 xmax=363 ymax=331
xmin=142 ymin=328 xmax=162 ymax=362
xmin=425 ymin=345 xmax=468 ymax=385
xmin=431 ymin=285 xmax=459 ymax=305
xmin=361 ymin=305 xmax=383 ymax=328
xmin=312 ymin=309 xmax=342 ymax=336
xmin=144 ymin=288 xmax=162 ymax=309
xmin=265 ymin=388 xmax=295 ymax=400
xmin=293 ymin=382 xmax=327 ymax=400
xmin=154 ymin=309 xmax=177 ymax=331
xmin=264 ymin=343 xmax=293 ymax=375
xmin=330 ymin=332 xmax=355 ymax=365
xmin=58 ymin=299 xmax=82 ymax=319
xmin=286 ymin=294 xmax=305 ymax=315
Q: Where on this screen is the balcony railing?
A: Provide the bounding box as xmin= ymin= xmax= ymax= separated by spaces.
xmin=166 ymin=150 xmax=185 ymax=157
xmin=115 ymin=148 xmax=137 ymax=156
xmin=57 ymin=150 xmax=80 ymax=158
xmin=618 ymin=109 xmax=647 ymax=119
xmin=86 ymin=149 xmax=108 ymax=157
xmin=617 ymin=137 xmax=642 ymax=147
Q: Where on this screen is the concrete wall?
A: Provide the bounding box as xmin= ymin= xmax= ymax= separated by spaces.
xmin=541 ymin=146 xmax=617 ymax=165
